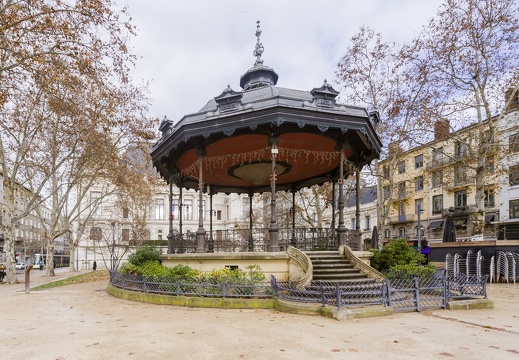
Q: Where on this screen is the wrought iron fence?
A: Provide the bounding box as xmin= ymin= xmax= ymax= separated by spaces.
xmin=110 ymin=270 xmax=488 ymax=312
xmin=272 ymin=278 xmax=387 ymax=311
xmin=110 ymin=271 xmax=274 ymax=298
xmin=169 ymin=227 xmax=360 ymax=253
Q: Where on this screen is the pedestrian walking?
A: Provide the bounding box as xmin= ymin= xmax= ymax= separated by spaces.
xmin=93 ymin=261 xmax=97 ymax=271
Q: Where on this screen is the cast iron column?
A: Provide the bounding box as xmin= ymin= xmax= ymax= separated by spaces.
xmin=167 ymin=177 xmax=174 ymax=254
xmin=196 ymin=155 xmax=206 ymax=253
xmin=248 ymin=190 xmax=254 ymax=251
xmin=337 ymin=147 xmax=347 ymax=247
xmin=208 ymin=187 xmax=214 ymax=252
xmin=179 ymin=186 xmax=184 ymax=253
xmin=268 ymin=141 xmax=280 ymax=251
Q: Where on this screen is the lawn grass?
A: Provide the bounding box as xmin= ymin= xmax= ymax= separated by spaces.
xmin=32 ymin=270 xmax=110 ymax=290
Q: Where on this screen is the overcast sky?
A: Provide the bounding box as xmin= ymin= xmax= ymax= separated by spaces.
xmin=121 ymin=0 xmax=444 ymax=123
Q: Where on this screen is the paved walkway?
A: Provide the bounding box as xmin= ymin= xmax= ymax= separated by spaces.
xmin=1 ymin=271 xmax=518 ymax=360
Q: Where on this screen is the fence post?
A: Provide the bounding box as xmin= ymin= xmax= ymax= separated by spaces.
xmin=336 ymin=284 xmax=342 ymax=312
xmin=222 ymin=282 xmax=227 ymax=298
xmin=176 ymin=281 xmax=181 ymax=296
xmin=414 ymin=276 xmax=420 ymax=312
xmin=443 ymin=273 xmax=448 ymax=306
xmin=319 ymin=281 xmax=326 ymax=307
xmin=143 ymin=277 xmax=147 ymax=293
xmin=270 ymin=275 xmax=278 ymax=296
xmin=385 ymin=280 xmax=391 ymax=307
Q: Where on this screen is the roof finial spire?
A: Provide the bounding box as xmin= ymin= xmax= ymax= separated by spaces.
xmin=253 ymin=20 xmax=264 ymax=66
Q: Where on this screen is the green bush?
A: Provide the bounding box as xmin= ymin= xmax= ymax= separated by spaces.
xmin=370 ymin=238 xmax=429 ymax=273
xmin=118 ymin=262 xmax=140 ymax=275
xmin=127 ymin=246 xmax=162 ymax=266
xmin=386 ymin=263 xmax=437 ymax=279
xmin=139 ymin=260 xmax=170 ymax=277
xmin=166 ymin=264 xmax=200 ymax=281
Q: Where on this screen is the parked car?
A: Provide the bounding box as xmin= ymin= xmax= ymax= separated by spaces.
xmin=15 ymin=263 xmax=27 ymax=270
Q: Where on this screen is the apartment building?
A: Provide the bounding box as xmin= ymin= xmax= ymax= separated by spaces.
xmin=496 ymin=96 xmax=519 ymax=239
xmin=0 ymin=173 xmax=53 ymax=264
xmin=344 ymin=185 xmax=378 ymax=249
xmin=378 ymin=102 xmax=518 ymax=244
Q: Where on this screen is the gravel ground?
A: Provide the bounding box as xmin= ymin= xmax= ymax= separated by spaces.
xmin=1 ymin=269 xmax=518 ymax=360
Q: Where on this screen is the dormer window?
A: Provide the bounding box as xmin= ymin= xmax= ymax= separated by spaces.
xmin=310 ymin=80 xmax=339 ymax=108
xmin=214 ymin=85 xmax=243 ymax=113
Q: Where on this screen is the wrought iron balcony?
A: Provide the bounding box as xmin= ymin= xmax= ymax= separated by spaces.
xmin=388 ymin=214 xmax=416 ymax=224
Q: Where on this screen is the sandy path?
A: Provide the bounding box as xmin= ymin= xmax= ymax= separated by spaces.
xmin=1 ymin=275 xmax=518 ymax=360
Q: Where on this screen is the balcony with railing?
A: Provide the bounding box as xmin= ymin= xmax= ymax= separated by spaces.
xmin=388 ymin=214 xmax=416 ymax=224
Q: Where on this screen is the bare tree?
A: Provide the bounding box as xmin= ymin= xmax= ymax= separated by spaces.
xmin=0 ymin=0 xmax=147 ymax=282
xmin=403 ymin=0 xmax=519 ymax=233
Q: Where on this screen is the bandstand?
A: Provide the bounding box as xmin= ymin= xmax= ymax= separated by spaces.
xmin=151 ymin=22 xmax=382 ymax=255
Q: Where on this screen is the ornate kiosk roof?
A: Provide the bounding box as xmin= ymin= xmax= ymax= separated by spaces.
xmin=152 ymin=21 xmax=382 ymax=193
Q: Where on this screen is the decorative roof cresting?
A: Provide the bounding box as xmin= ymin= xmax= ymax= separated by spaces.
xmin=253 ymin=20 xmax=264 ymax=66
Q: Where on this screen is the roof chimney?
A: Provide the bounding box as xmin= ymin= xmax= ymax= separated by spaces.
xmin=434 ymin=120 xmax=450 ymax=141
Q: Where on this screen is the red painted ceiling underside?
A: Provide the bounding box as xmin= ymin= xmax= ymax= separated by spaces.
xmin=175 ymin=132 xmax=351 ymax=187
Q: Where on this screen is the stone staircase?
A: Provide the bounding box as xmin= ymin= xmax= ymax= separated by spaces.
xmin=303 ymin=251 xmax=385 ymax=306
xmin=305 ymin=251 xmax=369 ymax=283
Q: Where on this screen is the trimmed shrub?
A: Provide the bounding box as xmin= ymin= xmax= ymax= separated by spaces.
xmin=370 ymin=238 xmax=434 ymax=276
xmin=386 ymin=263 xmax=437 ymax=280
xmin=166 ymin=264 xmax=200 ymax=281
xmin=127 ymin=246 xmax=162 ymax=266
xmin=119 ymin=262 xmax=140 ymax=275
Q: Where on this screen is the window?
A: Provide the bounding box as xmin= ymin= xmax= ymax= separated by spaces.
xmin=415 ymin=198 xmax=423 ymax=215
xmin=351 ymin=218 xmax=356 ymax=230
xmin=383 ymin=166 xmax=390 ymax=178
xmin=155 ymin=198 xmax=164 ymax=220
xmin=383 ymin=185 xmax=391 ymax=200
xmin=484 ymin=130 xmax=494 ymax=145
xmin=397 ymin=161 xmax=406 ymax=174
xmin=454 ymin=166 xmax=468 ymax=186
xmin=510 ymin=165 xmax=519 ymax=186
xmin=485 ymin=155 xmax=495 ymax=174
xmin=122 ymin=229 xmax=130 ymax=242
xmin=415 ymin=154 xmax=423 ymax=168
xmin=216 ymin=210 xmax=222 ymax=220
xmin=122 ymin=206 xmax=129 ymax=219
xmin=432 ymin=195 xmax=443 ymax=214
xmin=90 ymin=227 xmax=102 ymax=241
xmin=398 ymin=227 xmax=407 ymax=238
xmin=432 ymin=147 xmax=443 ymax=164
xmin=364 ymin=216 xmax=371 ymax=230
xmin=398 ymin=202 xmax=406 ymax=216
xmin=510 ymin=199 xmax=519 ymax=219
xmin=509 ymin=133 xmax=519 ymax=153
xmin=432 ymin=171 xmax=443 ymax=188
xmin=172 ymin=199 xmax=179 ymax=220
xmin=484 ymin=188 xmax=495 ymax=207
xmin=415 ymin=176 xmax=424 ymax=191
xmin=455 ymin=141 xmax=468 ymax=158
xmin=242 ymin=197 xmax=249 ymax=217
xmin=90 ymin=191 xmax=101 ymax=215
xmin=398 ymin=182 xmax=406 ymax=199
xmin=183 ymin=199 xmax=193 ymax=221
xmin=226 ymin=205 xmax=230 ymax=220
xmin=384 ymin=229 xmax=391 ymax=238
xmin=454 ymin=190 xmax=467 ymax=208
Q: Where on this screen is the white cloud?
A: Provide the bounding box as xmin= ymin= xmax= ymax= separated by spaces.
xmin=121 ymin=0 xmax=443 ymax=122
